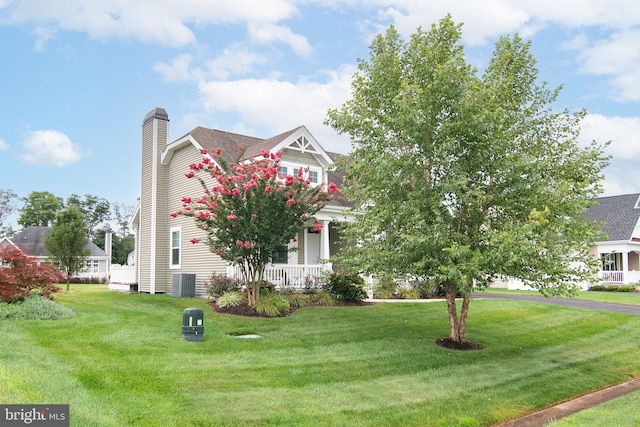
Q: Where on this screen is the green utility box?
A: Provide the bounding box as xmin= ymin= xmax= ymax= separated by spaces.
xmin=182 ymin=308 xmax=204 ymax=341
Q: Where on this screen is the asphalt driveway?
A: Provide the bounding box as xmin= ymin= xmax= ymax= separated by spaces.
xmin=472 ymin=292 xmax=640 ymax=315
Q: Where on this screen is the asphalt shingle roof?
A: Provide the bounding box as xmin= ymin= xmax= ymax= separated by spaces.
xmin=186 ymin=127 xmax=354 ymax=209
xmin=581 ymin=193 xmax=640 ymax=241
xmin=7 ymin=226 xmax=107 ymax=257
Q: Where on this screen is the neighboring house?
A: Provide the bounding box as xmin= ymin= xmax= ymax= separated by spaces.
xmin=125 ymin=108 xmax=354 ymax=296
xmin=582 ymin=193 xmax=640 ymax=285
xmin=497 ymin=193 xmax=640 ymax=290
xmin=0 ymin=226 xmax=110 ymax=280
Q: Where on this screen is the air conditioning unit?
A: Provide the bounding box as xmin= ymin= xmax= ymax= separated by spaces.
xmin=172 ymin=273 xmax=196 ymax=297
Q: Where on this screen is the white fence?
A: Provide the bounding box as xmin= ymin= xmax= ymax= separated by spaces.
xmin=109 ymin=266 xmax=136 ymax=284
xmin=226 ymin=264 xmax=332 ymax=288
xmin=599 ymin=270 xmax=640 ymax=284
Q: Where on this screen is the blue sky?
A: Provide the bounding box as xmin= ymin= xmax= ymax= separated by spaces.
xmin=1 ymin=1 xmax=639 ymax=229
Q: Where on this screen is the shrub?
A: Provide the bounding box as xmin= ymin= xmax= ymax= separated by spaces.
xmin=310 ymin=291 xmax=335 ymax=306
xmin=255 ymin=292 xmax=290 ymax=317
xmin=323 ymin=270 xmax=367 ymax=301
xmin=0 ymin=295 xmax=74 ymax=320
xmin=397 ymin=286 xmax=420 ymax=300
xmin=0 ymin=245 xmax=65 ymax=303
xmin=216 ymin=291 xmax=243 ymax=308
xmin=589 ymin=285 xmax=607 ymax=292
xmin=618 ymin=286 xmax=633 ymax=292
xmin=281 ymin=288 xmax=307 ymax=308
xmin=302 ymin=275 xmax=318 ymax=295
xmin=206 ymin=274 xmax=242 ymax=300
xmin=373 ymin=275 xmax=397 ymax=299
xmin=259 ymin=280 xmax=276 ymax=296
xmin=412 ymin=279 xmax=445 ymax=298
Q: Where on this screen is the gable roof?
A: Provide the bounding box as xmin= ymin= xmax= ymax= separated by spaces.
xmin=161 ymin=125 xmax=353 ymax=208
xmin=2 ymin=226 xmax=108 ymax=258
xmin=582 ymin=193 xmax=640 ymax=241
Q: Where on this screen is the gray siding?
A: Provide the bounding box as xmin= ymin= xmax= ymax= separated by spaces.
xmin=166 ymin=145 xmax=228 ymax=297
xmin=138 ymin=111 xmax=169 ymax=293
xmin=280 ymin=151 xmax=322 ymax=170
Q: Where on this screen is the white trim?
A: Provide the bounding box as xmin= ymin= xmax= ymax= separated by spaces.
xmin=161 ymin=135 xmax=224 ymax=171
xmin=170 ymin=226 xmax=181 ymax=269
xmin=149 ymin=120 xmax=158 ymax=293
xmin=270 ymin=127 xmax=333 ymax=168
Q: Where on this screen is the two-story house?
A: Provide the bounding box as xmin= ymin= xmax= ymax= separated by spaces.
xmin=126 ymin=108 xmax=354 ymax=297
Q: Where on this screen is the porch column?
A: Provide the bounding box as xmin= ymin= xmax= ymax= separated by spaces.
xmin=321 ymin=220 xmax=330 ymax=261
xmin=623 ymin=252 xmax=630 ymax=284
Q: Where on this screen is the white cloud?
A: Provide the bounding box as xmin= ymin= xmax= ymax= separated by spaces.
xmin=155 ymin=47 xmax=269 ymax=82
xmin=0 ymin=138 xmax=9 ymax=151
xmin=4 ymin=0 xmax=298 ymax=47
xmin=154 ymin=54 xmax=197 ymax=82
xmin=247 ymin=23 xmax=313 ymax=57
xmin=579 ymin=114 xmax=640 ymax=160
xmin=196 ymin=65 xmax=356 ymax=153
xmin=572 ymin=29 xmax=640 ymax=101
xmin=19 ymin=130 xmax=84 ymax=167
xmin=205 ymin=46 xmax=269 ymax=80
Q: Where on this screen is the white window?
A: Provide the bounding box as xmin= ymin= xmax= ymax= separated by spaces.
xmin=83 ymin=259 xmax=100 ymax=274
xmin=602 ymin=252 xmax=621 ymax=271
xmin=170 ymin=227 xmax=181 ymax=268
xmin=293 ymin=167 xmax=320 ymax=185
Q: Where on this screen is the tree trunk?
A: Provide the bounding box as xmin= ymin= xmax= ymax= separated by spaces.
xmin=444 ymin=282 xmax=460 ymax=341
xmin=444 ymin=282 xmax=471 ymax=343
xmin=247 ymin=282 xmax=259 ymax=306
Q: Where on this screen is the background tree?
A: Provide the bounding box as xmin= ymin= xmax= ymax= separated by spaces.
xmin=113 ymin=202 xmax=136 ymax=238
xmin=93 ymin=228 xmax=134 ymax=265
xmin=45 ymin=206 xmax=89 ymax=291
xmin=18 ymin=191 xmax=63 ymax=228
xmin=326 ymin=16 xmax=609 ymax=346
xmin=176 ymin=149 xmax=339 ymax=306
xmin=0 ymin=188 xmax=19 ymax=235
xmin=66 ymin=193 xmax=111 ymax=239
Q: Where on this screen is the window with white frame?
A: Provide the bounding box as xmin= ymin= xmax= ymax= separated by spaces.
xmin=170 ymin=227 xmax=181 ymax=268
xmin=601 ymin=252 xmax=621 ymax=271
xmin=83 ymin=259 xmax=100 ymax=274
xmin=278 ymin=162 xmax=321 ymax=186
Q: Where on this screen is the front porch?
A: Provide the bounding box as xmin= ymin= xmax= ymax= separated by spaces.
xmin=598 ymin=245 xmax=640 ymax=285
xmin=226 ymin=263 xmax=332 ymax=289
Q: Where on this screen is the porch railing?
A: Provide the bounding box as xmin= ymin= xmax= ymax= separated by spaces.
xmin=599 ymin=270 xmax=640 ymax=284
xmin=226 ymin=264 xmax=332 ymax=289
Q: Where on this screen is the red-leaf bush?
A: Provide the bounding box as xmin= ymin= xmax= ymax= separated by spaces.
xmin=0 ymin=245 xmax=65 ymax=302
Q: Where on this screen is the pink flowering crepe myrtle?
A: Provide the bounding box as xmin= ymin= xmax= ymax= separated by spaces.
xmin=171 ymin=148 xmax=340 ymax=306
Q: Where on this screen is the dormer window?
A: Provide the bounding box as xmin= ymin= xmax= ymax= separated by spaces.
xmin=635 ymin=195 xmax=640 ymax=209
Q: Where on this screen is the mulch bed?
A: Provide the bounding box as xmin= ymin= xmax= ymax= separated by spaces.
xmin=434 ymin=338 xmax=483 ymax=351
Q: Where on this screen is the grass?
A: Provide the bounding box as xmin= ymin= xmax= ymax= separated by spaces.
xmin=546 ymin=390 xmax=640 ymax=426
xmin=2 ymin=285 xmax=640 ymax=426
xmin=482 ymin=287 xmax=640 ymax=305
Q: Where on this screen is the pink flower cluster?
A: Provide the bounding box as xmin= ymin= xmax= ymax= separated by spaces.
xmin=235 ymin=240 xmax=254 ymax=249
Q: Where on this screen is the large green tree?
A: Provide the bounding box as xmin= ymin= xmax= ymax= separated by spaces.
xmin=326 ymin=16 xmax=609 ymax=345
xmin=45 ymin=206 xmax=90 ymax=291
xmin=18 ymin=191 xmax=63 ymax=228
xmin=66 ymin=194 xmax=111 ymax=239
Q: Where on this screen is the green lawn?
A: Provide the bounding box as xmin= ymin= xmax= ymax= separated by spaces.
xmin=547 ymin=390 xmax=640 ymax=426
xmin=2 ymin=285 xmax=640 ymax=426
xmin=484 ymin=287 xmax=640 ymax=305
